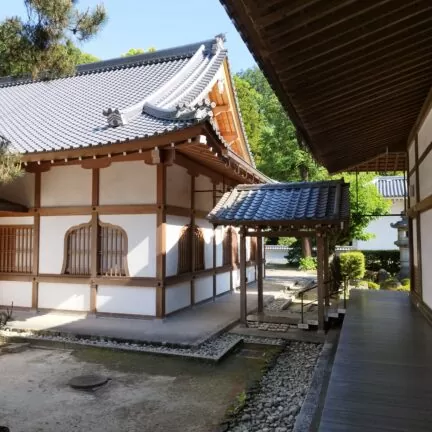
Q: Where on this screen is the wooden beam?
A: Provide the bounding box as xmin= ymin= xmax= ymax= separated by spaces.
xmin=324 ymin=236 xmax=330 ymax=307
xmin=92 ymin=169 xmax=99 ymax=208
xmin=156 ymin=164 xmax=167 ymax=318
xmin=239 ymin=226 xmax=247 ymax=325
xmin=82 ymin=158 xmax=111 ymax=170
xmin=213 ymin=104 xmax=230 ymax=116
xmin=257 ymin=229 xmax=264 ymax=313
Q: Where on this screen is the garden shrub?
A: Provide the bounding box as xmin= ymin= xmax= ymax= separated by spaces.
xmin=401 ymin=278 xmax=410 ymax=287
xmin=299 ymin=256 xmax=317 ymax=271
xmin=363 ymin=250 xmax=400 ymax=275
xmin=340 ymin=252 xmax=366 ymax=283
xmin=380 ymin=277 xmax=400 ymax=290
xmin=366 ymin=280 xmax=380 ymax=290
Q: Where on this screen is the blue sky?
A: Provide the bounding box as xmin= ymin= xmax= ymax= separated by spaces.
xmin=0 ymin=0 xmax=256 ymax=72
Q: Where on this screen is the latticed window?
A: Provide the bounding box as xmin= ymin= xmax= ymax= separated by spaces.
xmin=222 ymin=227 xmax=239 ymax=266
xmin=250 ymin=237 xmax=258 ymax=262
xmin=99 ymin=222 xmax=128 ymax=276
xmin=63 ymin=221 xmax=128 ymax=276
xmin=0 ymin=226 xmax=33 ymax=273
xmin=63 ymin=222 xmax=92 ymax=275
xmin=178 ymin=224 xmax=205 ymax=274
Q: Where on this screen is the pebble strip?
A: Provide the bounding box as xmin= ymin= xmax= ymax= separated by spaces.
xmin=265 ymin=298 xmax=292 ymax=312
xmin=226 ymin=341 xmax=322 ymax=432
xmin=247 ymin=322 xmax=299 ymax=331
xmin=0 ymin=329 xmax=285 ymax=359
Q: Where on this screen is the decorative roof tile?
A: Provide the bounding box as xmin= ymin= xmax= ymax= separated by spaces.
xmin=207 ymin=180 xmax=350 ymax=226
xmin=0 ymin=36 xmax=241 ymax=156
xmin=374 ymin=176 xmax=406 ymax=198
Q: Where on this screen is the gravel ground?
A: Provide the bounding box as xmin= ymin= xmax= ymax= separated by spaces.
xmin=265 ymin=298 xmax=292 ymax=312
xmin=247 ymin=322 xmax=298 ymax=331
xmin=227 ymin=341 xmax=322 ymax=432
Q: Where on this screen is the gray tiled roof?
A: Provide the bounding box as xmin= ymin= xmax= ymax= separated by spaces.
xmin=207 ymin=180 xmax=350 ymax=225
xmin=0 ymin=36 xmax=244 ymax=156
xmin=374 ymin=176 xmax=406 ymax=198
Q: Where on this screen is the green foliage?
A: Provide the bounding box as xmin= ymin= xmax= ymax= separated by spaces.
xmin=363 ymin=250 xmax=400 ymax=275
xmin=380 ymin=278 xmax=400 ymax=291
xmin=340 ymin=252 xmax=365 ymax=281
xmin=235 ymin=67 xmax=392 ymax=247
xmin=0 ymin=136 xmax=23 ymax=184
xmin=299 ymin=256 xmax=317 ymax=271
xmin=401 ymin=278 xmax=410 ymax=287
xmin=122 ymin=47 xmax=156 ymax=57
xmin=277 ymin=237 xmax=296 ymax=247
xmin=365 ymin=280 xmax=380 ymax=290
xmin=0 ymin=0 xmax=107 ymax=78
xmin=397 ymin=284 xmax=410 ymax=292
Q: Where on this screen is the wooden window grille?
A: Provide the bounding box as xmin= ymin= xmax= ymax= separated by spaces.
xmin=178 ymin=224 xmax=205 ymax=274
xmin=98 ymin=222 xmax=128 ymax=277
xmin=63 ymin=221 xmax=128 ymax=276
xmin=63 ymin=222 xmax=92 ymax=275
xmin=0 ymin=225 xmax=33 ymax=273
xmin=250 ymin=237 xmax=258 ymax=262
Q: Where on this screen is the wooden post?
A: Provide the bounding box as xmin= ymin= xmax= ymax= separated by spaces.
xmin=156 ymin=164 xmax=166 ymax=318
xmin=212 ymin=181 xmax=217 ymax=300
xmin=190 ymin=175 xmax=196 ymax=306
xmin=31 ymin=172 xmax=41 ymax=311
xmin=324 ymin=235 xmax=330 ymax=307
xmin=257 ymin=229 xmax=264 ymax=314
xmin=89 ymin=168 xmax=99 ymax=314
xmin=316 ymin=233 xmax=325 ymax=332
xmin=240 ymin=226 xmax=247 ymax=325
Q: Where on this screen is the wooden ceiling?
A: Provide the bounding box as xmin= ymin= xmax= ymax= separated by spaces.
xmin=220 ymin=0 xmax=432 ymax=173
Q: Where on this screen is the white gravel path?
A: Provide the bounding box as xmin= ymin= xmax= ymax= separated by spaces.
xmin=227 ymin=341 xmax=322 ymax=432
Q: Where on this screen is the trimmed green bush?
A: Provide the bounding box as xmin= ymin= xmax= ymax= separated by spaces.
xmin=340 ymin=252 xmax=366 ymax=282
xmin=380 ymin=277 xmax=400 ymax=290
xmin=397 ymin=284 xmax=410 ymax=292
xmin=366 ymin=281 xmax=380 ymax=290
xmin=401 ymin=278 xmax=410 ymax=287
xmin=299 ymin=256 xmax=317 ymax=271
xmin=363 ymin=250 xmax=400 ymax=275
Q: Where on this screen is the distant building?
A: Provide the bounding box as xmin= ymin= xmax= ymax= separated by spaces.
xmin=352 ymin=176 xmax=407 ymax=251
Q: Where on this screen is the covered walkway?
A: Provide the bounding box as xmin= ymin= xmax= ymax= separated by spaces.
xmin=319 ymin=290 xmax=432 ymax=432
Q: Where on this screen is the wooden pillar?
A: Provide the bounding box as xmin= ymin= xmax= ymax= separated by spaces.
xmin=414 ymin=134 xmax=423 ymax=297
xmin=31 ymin=171 xmax=41 ymax=311
xmin=89 ymin=168 xmax=99 ymax=314
xmin=316 ymin=232 xmax=325 ymax=332
xmin=156 ymin=164 xmax=167 ymax=318
xmin=212 ymin=181 xmax=217 ymax=300
xmin=240 ymin=226 xmax=247 ymax=325
xmin=324 ymin=235 xmax=330 ymax=307
xmin=257 ymin=229 xmax=264 ymax=314
xmin=190 ymin=175 xmax=196 ymax=306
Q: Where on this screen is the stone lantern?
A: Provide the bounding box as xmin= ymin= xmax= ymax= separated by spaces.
xmin=391 ymin=214 xmax=409 ymax=279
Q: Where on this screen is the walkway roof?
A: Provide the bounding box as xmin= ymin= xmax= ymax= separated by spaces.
xmin=220 ymin=0 xmax=432 ymax=173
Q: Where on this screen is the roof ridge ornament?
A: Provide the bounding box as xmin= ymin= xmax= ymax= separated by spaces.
xmin=212 ymin=34 xmax=226 ymax=55
xmin=102 ymin=108 xmax=126 ymax=127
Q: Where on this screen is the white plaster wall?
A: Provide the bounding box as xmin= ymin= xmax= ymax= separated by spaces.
xmin=418 ymin=109 xmax=432 ymax=156
xmin=96 ymin=285 xmax=156 ymax=316
xmin=421 ymin=210 xmax=432 ymax=309
xmin=165 ymin=215 xmax=190 ymax=277
xmin=408 ymin=141 xmax=415 ymax=172
xmin=232 ymin=268 xmax=240 ymax=289
xmin=38 ymin=283 xmax=90 ymax=311
xmin=216 ymin=272 xmax=231 ymax=295
xmin=247 ymin=266 xmax=256 ymax=283
xmin=265 ymin=247 xmax=290 ymax=265
xmin=195 ymin=175 xmax=214 ymax=211
xmin=166 ymin=164 xmax=190 ymax=208
xmin=165 ymin=282 xmax=190 ymax=314
xmin=99 ymin=214 xmax=156 ymax=277
xmin=0 ymin=281 xmax=32 ymax=307
xmin=354 ymin=200 xmax=404 ymax=250
xmin=215 ymin=226 xmax=224 ymax=267
xmin=419 ymin=151 xmax=432 ymax=201
xmin=0 ymin=216 xmax=33 ymax=225
xmin=195 ymin=276 xmax=213 ymax=303
xmin=99 ymin=161 xmax=156 ymax=205
xmin=39 ymin=215 xmax=91 ymax=274
xmin=0 ymin=172 xmax=35 ymax=208
xmin=196 ymin=218 xmax=213 ymax=269
xmin=41 ymin=165 xmax=91 ymax=206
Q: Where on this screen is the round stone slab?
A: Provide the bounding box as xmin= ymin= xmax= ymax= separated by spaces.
xmin=68 ymin=374 xmax=108 ymax=389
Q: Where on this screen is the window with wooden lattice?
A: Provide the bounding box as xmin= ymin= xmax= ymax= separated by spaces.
xmin=62 ymin=221 xmax=128 ymax=276
xmin=250 ymin=237 xmax=258 ymax=262
xmin=222 ymin=227 xmax=239 ymax=266
xmin=0 ymin=225 xmax=33 ymax=273
xmin=178 ymin=224 xmax=205 ymax=274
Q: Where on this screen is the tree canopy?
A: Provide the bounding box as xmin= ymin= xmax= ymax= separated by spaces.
xmin=235 ymin=67 xmax=392 ymax=248
xmin=0 ymin=0 xmax=107 ymax=78
xmin=122 ymin=47 xmax=156 ymax=57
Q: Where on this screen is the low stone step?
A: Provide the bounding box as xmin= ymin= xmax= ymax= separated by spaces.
xmin=0 ymin=342 xmax=30 ymax=354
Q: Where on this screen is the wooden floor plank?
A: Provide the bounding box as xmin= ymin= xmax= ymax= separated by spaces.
xmin=319 ymin=290 xmax=432 ymax=432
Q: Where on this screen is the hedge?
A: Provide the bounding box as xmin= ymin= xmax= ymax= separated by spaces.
xmin=362 ymin=250 xmax=400 ymax=275
xmin=340 ymin=251 xmax=366 ymax=282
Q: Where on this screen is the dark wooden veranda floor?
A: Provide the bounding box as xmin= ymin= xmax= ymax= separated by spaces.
xmin=319 ymin=289 xmax=432 ymax=432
